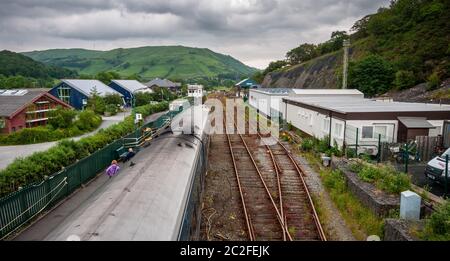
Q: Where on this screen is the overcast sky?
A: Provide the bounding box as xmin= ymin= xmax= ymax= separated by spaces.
xmin=0 ymin=0 xmax=390 ymax=69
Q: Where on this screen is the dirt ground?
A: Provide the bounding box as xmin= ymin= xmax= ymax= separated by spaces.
xmin=200 ymin=134 xmax=247 ymax=240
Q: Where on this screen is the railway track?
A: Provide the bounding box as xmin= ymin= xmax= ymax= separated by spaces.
xmin=221 ymin=97 xmax=326 ymax=241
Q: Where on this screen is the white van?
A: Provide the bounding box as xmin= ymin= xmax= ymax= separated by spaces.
xmin=425 ymin=147 xmax=450 ymax=183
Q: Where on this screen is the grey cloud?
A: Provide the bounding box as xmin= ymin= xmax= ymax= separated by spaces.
xmin=0 ymin=0 xmax=390 ymax=68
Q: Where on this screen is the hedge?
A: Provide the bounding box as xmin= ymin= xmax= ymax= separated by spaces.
xmin=0 ymin=101 xmax=168 ymax=197
xmin=0 ymin=110 xmax=102 ymax=145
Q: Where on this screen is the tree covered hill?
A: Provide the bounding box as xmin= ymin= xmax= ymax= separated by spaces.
xmin=23 ymin=46 xmax=258 ymax=81
xmin=261 ymin=0 xmax=450 ymax=97
xmin=0 ymin=50 xmax=77 ymax=89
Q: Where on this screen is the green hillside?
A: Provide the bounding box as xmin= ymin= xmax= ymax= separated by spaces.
xmin=262 ymin=0 xmax=450 ymax=97
xmin=0 ymin=50 xmax=77 ymax=88
xmin=23 ymin=46 xmax=257 ymax=80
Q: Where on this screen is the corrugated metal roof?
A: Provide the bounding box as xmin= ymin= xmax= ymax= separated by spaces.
xmin=62 ymin=79 xmax=122 ymax=97
xmin=398 ymin=117 xmax=435 ymax=128
xmin=291 ymin=89 xmax=364 ymax=95
xmin=0 ymin=88 xmax=50 ymax=117
xmin=284 ymin=97 xmax=450 ymax=113
xmin=111 ymin=80 xmax=153 ymax=93
xmin=251 ymin=88 xmax=293 ymax=95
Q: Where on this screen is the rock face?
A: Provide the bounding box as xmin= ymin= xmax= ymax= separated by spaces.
xmin=262 ymin=51 xmax=344 ymax=89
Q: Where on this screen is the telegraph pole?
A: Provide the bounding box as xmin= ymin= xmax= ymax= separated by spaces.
xmin=342 ymin=39 xmax=350 ymax=89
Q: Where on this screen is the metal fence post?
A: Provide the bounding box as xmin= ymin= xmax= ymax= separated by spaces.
xmin=404 ymin=143 xmax=409 ymax=173
xmin=377 ymin=134 xmax=381 ymax=163
xmin=355 ymin=128 xmax=359 ymax=156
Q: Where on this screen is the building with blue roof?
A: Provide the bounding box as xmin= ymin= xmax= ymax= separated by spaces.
xmin=49 ymin=79 xmax=124 ymax=110
xmin=108 ymin=80 xmax=153 ymax=106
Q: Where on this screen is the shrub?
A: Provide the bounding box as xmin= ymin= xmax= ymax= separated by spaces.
xmin=103 ymin=93 xmax=123 ymax=106
xmin=317 ymin=136 xmax=330 ymax=153
xmin=48 ymin=106 xmax=77 ymax=129
xmin=76 ymin=110 xmax=102 ymax=131
xmin=300 ymin=138 xmax=314 ymax=152
xmin=394 ymin=70 xmax=416 ymax=90
xmin=427 ymin=72 xmax=440 ymax=91
xmin=105 ymin=104 xmax=118 ymax=116
xmin=422 ymin=201 xmax=450 ymax=241
xmin=358 ymin=165 xmax=384 ymax=183
xmin=354 ymin=163 xmax=410 ymax=194
xmin=346 ymin=148 xmax=357 ymax=158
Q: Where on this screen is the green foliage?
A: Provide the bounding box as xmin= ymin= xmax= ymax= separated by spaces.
xmin=427 ymin=72 xmax=440 ymax=91
xmin=320 ymin=169 xmax=384 ymax=239
xmin=48 ymin=107 xmax=77 ymax=129
xmin=353 ymin=163 xmax=411 ymax=194
xmin=346 ymin=148 xmax=357 ymax=159
xmin=76 ymin=110 xmax=101 ymax=131
xmin=95 ymin=71 xmax=121 ymax=84
xmin=104 ymin=104 xmax=118 ymax=116
xmin=348 ymin=55 xmax=395 ymax=97
xmin=23 ymin=46 xmax=258 ymax=81
xmin=134 ymin=92 xmax=153 ymax=106
xmin=394 ymin=70 xmax=416 ymax=90
xmin=422 ymin=200 xmax=450 ymax=241
xmin=0 ymin=102 xmax=169 ymax=196
xmin=0 ymin=50 xmax=76 ymax=80
xmin=286 ymin=43 xmax=318 ymax=65
xmin=103 ymin=93 xmax=123 ymax=106
xmin=0 ymin=109 xmax=101 ymax=145
xmin=87 ymin=87 xmax=106 ymax=115
xmin=300 ymin=138 xmax=314 ymax=152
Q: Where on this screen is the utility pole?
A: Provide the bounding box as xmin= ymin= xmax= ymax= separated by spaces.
xmin=342 ymin=39 xmax=350 ymax=89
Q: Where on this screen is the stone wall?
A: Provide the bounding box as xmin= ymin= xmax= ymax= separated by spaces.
xmin=332 ymin=158 xmax=400 ymax=217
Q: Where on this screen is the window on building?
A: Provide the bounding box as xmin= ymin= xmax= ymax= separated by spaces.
xmin=323 ymin=118 xmax=330 ymax=132
xmin=58 ymin=86 xmax=71 ymax=103
xmin=334 ymin=122 xmax=343 ymax=138
xmin=374 ymin=126 xmax=388 ymax=140
xmin=362 ymin=126 xmax=374 ymax=139
xmin=0 ymin=119 xmax=5 ymax=129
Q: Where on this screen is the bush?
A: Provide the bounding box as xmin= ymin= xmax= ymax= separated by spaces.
xmin=422 ymin=201 xmax=450 ymax=241
xmin=346 ymin=148 xmax=357 ymax=158
xmin=354 ymin=163 xmax=410 ymax=194
xmin=427 ymin=72 xmax=440 ymax=91
xmin=394 ymin=70 xmax=416 ymax=90
xmin=105 ymin=104 xmax=118 ymax=116
xmin=76 ymin=110 xmax=102 ymax=131
xmin=48 ymin=107 xmax=77 ymax=129
xmin=300 ymin=138 xmax=314 ymax=152
xmin=317 ymin=136 xmax=330 ymax=153
xmin=103 ymin=93 xmax=123 ymax=106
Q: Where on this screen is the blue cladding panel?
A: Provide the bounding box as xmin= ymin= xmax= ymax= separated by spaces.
xmin=49 ymin=82 xmax=89 ymax=110
xmin=108 ymin=82 xmax=132 ymax=106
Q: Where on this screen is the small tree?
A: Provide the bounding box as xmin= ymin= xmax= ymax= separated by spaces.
xmin=48 ymin=106 xmax=76 ymax=129
xmin=348 ymin=55 xmax=395 ymax=97
xmin=87 ymin=87 xmax=106 ymax=115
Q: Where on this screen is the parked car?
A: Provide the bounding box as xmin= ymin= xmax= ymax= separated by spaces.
xmin=425 ymin=147 xmax=450 ymax=183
